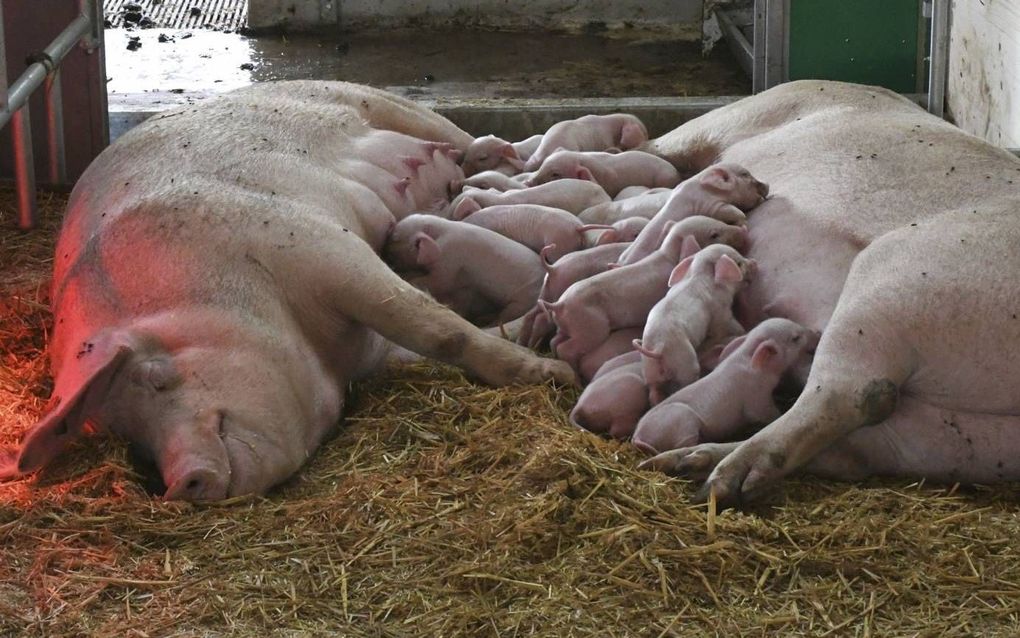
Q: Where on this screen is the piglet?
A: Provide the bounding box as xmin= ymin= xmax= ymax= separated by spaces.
xmin=618 ymin=163 xmax=769 ymax=265
xmin=459 ymin=204 xmax=610 ymax=262
xmin=632 ymin=318 xmax=820 ymax=455
xmin=570 ymin=351 xmax=649 ymax=440
xmin=384 ymin=214 xmax=544 ymax=327
xmin=517 ymin=242 xmax=630 ymax=349
xmin=448 ymin=179 xmax=612 ymax=219
xmin=527 ymin=150 xmax=682 ymax=197
xmin=578 ymin=189 xmax=672 ymax=225
xmin=635 ymin=244 xmax=756 ymax=404
xmin=578 ymin=327 xmax=642 ymax=383
xmin=525 ymin=113 xmax=648 ymax=170
xmin=541 ymin=222 xmax=708 ymax=371
xmin=615 ymin=186 xmax=669 ymax=201
xmin=585 ymin=217 xmax=650 ymax=247
xmin=454 ymin=171 xmax=528 ymax=193
xmin=461 ymin=134 xmax=543 ymax=176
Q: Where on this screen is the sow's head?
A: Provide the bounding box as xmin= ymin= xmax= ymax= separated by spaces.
xmin=1 ymin=323 xmax=324 ymax=501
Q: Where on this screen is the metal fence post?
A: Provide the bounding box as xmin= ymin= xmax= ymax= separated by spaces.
xmin=927 ymin=0 xmax=950 ymax=117
xmin=0 ymin=0 xmax=102 ymax=228
xmin=12 ymin=107 xmax=38 ymax=229
xmin=45 ymin=68 xmax=68 ymax=186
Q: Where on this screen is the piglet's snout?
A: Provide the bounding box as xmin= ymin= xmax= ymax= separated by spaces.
xmin=805 ymin=329 xmax=822 ymax=354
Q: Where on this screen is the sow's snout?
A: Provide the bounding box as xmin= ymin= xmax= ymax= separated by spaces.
xmin=160 ymin=409 xmax=231 ymax=502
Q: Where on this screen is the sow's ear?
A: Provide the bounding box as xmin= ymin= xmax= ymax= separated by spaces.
xmin=11 ymin=331 xmax=136 ymax=475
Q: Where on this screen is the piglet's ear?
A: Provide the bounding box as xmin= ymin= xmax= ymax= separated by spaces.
xmin=750 ymin=340 xmax=780 ymax=371
xmin=699 ymin=166 xmax=733 ymax=191
xmin=669 ymin=256 xmax=696 ymax=286
xmin=717 ymin=335 xmax=747 ymax=363
xmin=594 ymin=230 xmax=618 ymax=246
xmin=499 ymin=143 xmax=520 ymax=161
xmin=576 ymin=166 xmax=595 ymax=182
xmin=452 ymin=196 xmax=481 ymax=221
xmin=499 ymin=144 xmax=526 ymax=171
xmin=414 ymin=232 xmax=441 ymax=268
xmin=678 ymin=235 xmax=701 ymax=260
xmin=619 ymin=121 xmax=647 ymax=149
xmin=8 ymin=331 xmax=136 ymax=477
xmin=714 ymin=254 xmax=743 ymax=284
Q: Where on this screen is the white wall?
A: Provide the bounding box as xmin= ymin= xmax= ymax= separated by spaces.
xmin=249 ymin=0 xmax=703 ymax=32
xmin=946 ymin=0 xmax=1020 ymax=148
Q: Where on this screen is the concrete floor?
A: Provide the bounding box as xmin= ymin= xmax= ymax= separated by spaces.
xmin=106 ymin=27 xmax=749 ymax=108
xmin=105 ymin=26 xmax=750 ymax=140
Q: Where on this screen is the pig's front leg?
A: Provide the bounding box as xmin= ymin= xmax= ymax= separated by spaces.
xmin=694 ymin=246 xmax=914 ymax=507
xmin=336 ymin=82 xmax=474 ymax=150
xmin=639 ymin=442 xmax=741 ymax=481
xmin=312 ymin=232 xmax=577 ymax=387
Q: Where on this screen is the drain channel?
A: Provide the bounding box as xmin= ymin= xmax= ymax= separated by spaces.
xmin=105 ymin=0 xmax=247 ymax=31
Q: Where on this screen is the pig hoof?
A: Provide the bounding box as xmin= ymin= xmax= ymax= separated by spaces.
xmin=639 ymin=446 xmax=719 ymax=480
xmin=526 ymin=357 xmax=578 ymax=387
xmin=697 ymin=443 xmax=786 ymax=507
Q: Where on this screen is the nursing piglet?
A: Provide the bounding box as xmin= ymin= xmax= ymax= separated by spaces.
xmin=461 ymin=134 xmax=543 ymax=176
xmin=527 ymin=150 xmax=682 ymax=197
xmin=384 ymin=214 xmax=544 ymax=326
xmin=570 ymin=351 xmax=649 ymax=440
xmin=542 ymin=217 xmax=745 ymax=370
xmin=578 ymin=327 xmax=642 ymax=383
xmin=459 ymin=204 xmax=610 ymax=262
xmin=632 ymin=318 xmax=819 ymax=455
xmin=635 ymin=244 xmax=756 ymax=404
xmin=618 ymin=163 xmax=769 ymax=265
xmin=578 ymin=189 xmax=672 ymax=225
xmin=454 ymin=171 xmax=528 ymax=193
xmin=449 ymin=179 xmax=612 ymax=219
xmin=585 ymin=217 xmax=650 ymax=247
xmin=517 ymin=242 xmax=630 ymax=349
xmin=525 ymin=113 xmax=648 ymax=170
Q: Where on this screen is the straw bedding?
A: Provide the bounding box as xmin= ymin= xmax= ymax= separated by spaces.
xmin=3 ymin=186 xmax=1020 ymax=637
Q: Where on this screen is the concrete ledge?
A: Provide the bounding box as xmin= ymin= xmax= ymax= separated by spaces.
xmin=110 ymin=95 xmax=747 ymax=143
xmin=109 ymin=93 xmax=940 ymax=143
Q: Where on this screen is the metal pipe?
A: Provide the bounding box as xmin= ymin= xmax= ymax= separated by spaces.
xmin=79 ymin=0 xmax=110 ymax=145
xmin=78 ymin=0 xmax=101 ymax=52
xmin=12 ymin=107 xmax=38 ymax=230
xmin=0 ymin=14 xmax=90 ymax=129
xmin=764 ymin=0 xmax=787 ymax=88
xmin=716 ymin=9 xmax=753 ymax=78
xmin=45 ymin=68 xmax=67 ymax=186
xmin=0 ymin=3 xmax=8 ymax=113
xmin=927 ymin=0 xmax=950 ymax=117
xmin=752 ymin=0 xmax=767 ymax=93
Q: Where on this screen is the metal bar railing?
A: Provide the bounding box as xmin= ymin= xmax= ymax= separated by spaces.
xmin=0 ymin=2 xmax=97 ymax=230
xmin=45 ymin=69 xmax=67 ymax=185
xmin=927 ymin=0 xmax=950 ymax=117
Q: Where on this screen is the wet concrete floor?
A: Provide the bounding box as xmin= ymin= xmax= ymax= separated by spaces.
xmin=106 ymin=27 xmax=750 ymax=112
